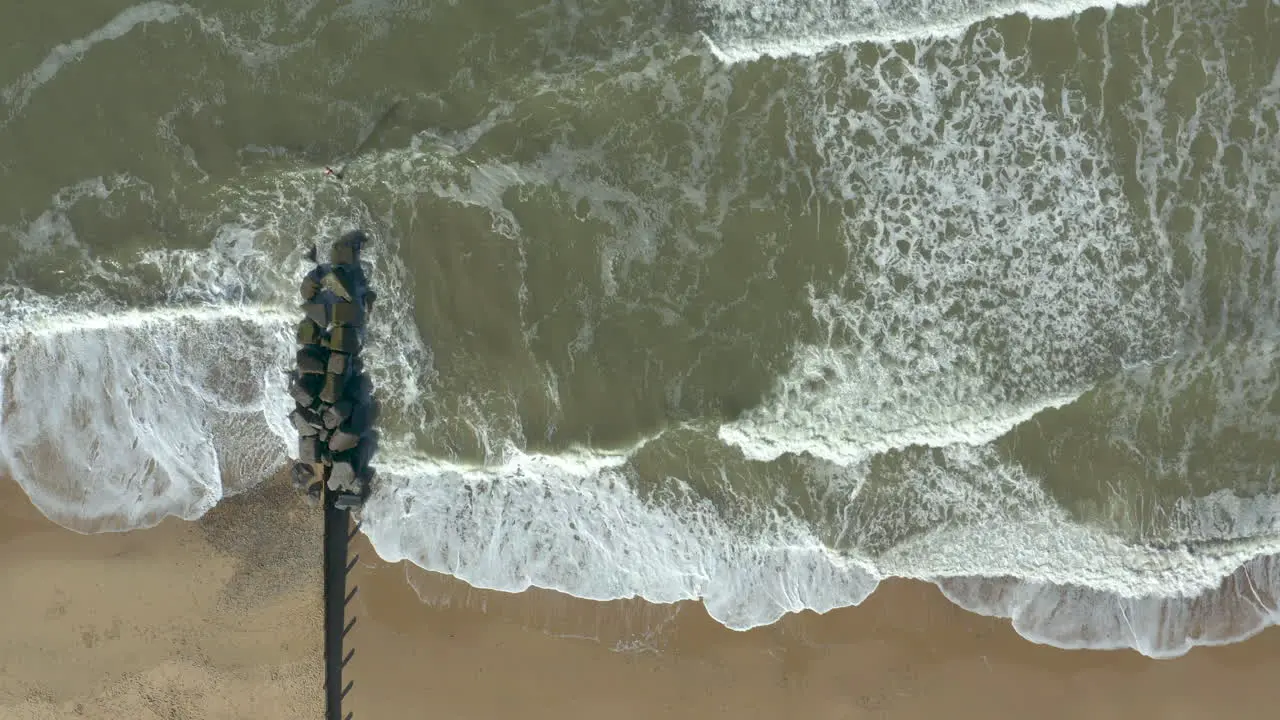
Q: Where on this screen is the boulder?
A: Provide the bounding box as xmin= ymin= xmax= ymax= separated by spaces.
xmin=303 ymin=407 xmax=326 ymax=428
xmin=299 ymin=268 xmax=324 ymax=302
xmin=296 ymin=318 xmax=324 ymax=346
xmin=332 ymin=231 xmax=367 ymax=264
xmin=319 ymin=372 xmax=346 ymax=405
xmin=364 ymin=289 xmax=377 ymax=315
xmin=301 ymin=302 xmax=330 ymax=328
xmin=328 ymin=429 xmax=361 ymax=453
xmin=332 ymin=301 xmax=363 ymax=328
xmin=290 ymin=409 xmax=319 ymax=436
xmin=290 ymin=462 xmax=314 ymax=489
xmin=323 ymin=265 xmax=361 ymax=302
xmin=326 ymin=325 xmax=360 ymax=354
xmin=306 ymin=480 xmax=323 ymax=505
xmin=322 ymin=400 xmax=353 ymax=429
xmin=338 ymin=229 xmax=369 ymax=251
xmin=299 ymin=436 xmax=320 ymax=464
xmin=329 ymin=461 xmax=358 ymax=492
xmin=289 ymin=374 xmax=322 ymax=408
xmin=334 ymin=493 xmax=363 ymax=510
xmin=296 ymin=346 xmax=328 ymax=375
xmin=334 ymin=433 xmax=378 ymax=472
xmin=327 ymin=351 xmax=349 ymax=376
xmin=331 ymin=243 xmax=359 ymax=267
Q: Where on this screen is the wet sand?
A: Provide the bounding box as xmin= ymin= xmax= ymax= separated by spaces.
xmin=3 ymin=476 xmax=1280 ymax=720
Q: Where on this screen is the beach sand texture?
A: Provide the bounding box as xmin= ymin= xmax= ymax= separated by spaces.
xmin=4 ymin=476 xmax=1280 ymax=720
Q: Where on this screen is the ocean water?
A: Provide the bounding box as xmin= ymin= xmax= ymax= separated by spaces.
xmin=0 ymin=0 xmax=1277 ymax=658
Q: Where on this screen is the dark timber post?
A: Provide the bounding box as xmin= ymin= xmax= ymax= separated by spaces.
xmin=324 ymin=497 xmax=356 ymax=720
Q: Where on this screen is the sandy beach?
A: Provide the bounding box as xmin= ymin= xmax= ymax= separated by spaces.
xmin=4 ymin=475 xmax=1280 ymax=720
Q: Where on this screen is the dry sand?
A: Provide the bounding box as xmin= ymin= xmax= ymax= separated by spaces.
xmin=3 ymin=475 xmax=1280 ymax=720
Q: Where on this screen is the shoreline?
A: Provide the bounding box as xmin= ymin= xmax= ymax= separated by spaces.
xmin=5 ymin=477 xmax=1280 ymax=718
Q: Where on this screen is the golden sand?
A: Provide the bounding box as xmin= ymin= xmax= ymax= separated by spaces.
xmin=3 ymin=477 xmax=1279 ymax=719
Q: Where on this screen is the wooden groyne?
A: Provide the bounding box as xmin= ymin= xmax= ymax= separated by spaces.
xmin=288 ymin=230 xmax=378 ymax=720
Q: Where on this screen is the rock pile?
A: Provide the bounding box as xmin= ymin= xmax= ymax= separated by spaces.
xmin=288 ymin=230 xmax=379 ymax=511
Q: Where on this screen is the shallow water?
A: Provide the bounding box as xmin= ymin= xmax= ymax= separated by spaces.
xmin=0 ymin=0 xmax=1277 ymax=657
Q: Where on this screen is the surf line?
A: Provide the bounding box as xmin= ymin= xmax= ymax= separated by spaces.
xmin=287 ymin=229 xmax=378 ymax=720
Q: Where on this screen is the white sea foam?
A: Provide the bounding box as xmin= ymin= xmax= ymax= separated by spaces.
xmin=356 ymin=438 xmax=1280 ymax=656
xmin=720 ymin=25 xmax=1180 ymax=465
xmin=699 ymin=0 xmax=1151 ymax=63
xmin=0 ymin=303 xmax=295 ymax=532
xmin=937 ymin=552 xmax=1280 ymax=658
xmin=360 ymin=447 xmax=882 ymax=630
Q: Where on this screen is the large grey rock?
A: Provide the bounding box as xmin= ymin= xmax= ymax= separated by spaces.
xmin=301 ymin=302 xmax=330 ymax=328
xmin=290 ymin=409 xmax=319 ymax=436
xmin=326 ymin=325 xmax=360 ymax=354
xmin=334 ymin=433 xmax=377 ymax=473
xmin=334 ymin=493 xmax=363 ymax=510
xmin=289 ymin=375 xmax=322 ymax=408
xmin=296 ymin=346 xmax=327 ymax=375
xmin=327 ymin=351 xmax=349 ymax=376
xmin=338 ymin=230 xmax=368 ymax=250
xmin=332 ymin=230 xmax=367 ymax=265
xmin=328 ymin=429 xmax=361 ymax=453
xmin=299 ymin=267 xmax=325 ymax=302
xmin=301 ymin=406 xmax=325 ymax=428
xmin=332 ymin=301 xmax=363 ymax=328
xmin=331 ymin=244 xmax=359 ymax=266
xmin=319 ymin=372 xmax=346 ymax=405
xmin=322 ymin=400 xmax=353 ymax=429
xmin=305 ymin=480 xmax=323 ymax=505
xmin=328 ymin=461 xmax=358 ymax=492
xmin=299 ymin=436 xmax=321 ymax=463
xmin=296 ymin=318 xmax=324 ymax=345
xmin=290 ymin=462 xmax=314 ymax=489
xmin=323 ymin=266 xmax=360 ymax=302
